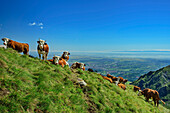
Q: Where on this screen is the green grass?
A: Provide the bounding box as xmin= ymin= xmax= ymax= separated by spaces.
xmin=0 ymin=48 xmax=169 ymax=113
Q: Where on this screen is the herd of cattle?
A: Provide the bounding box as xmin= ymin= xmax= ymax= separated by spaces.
xmin=1 ymin=38 xmax=165 ymax=107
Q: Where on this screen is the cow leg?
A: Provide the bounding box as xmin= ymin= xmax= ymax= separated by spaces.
xmin=62 ymin=64 xmax=64 ymax=67
xmin=46 ymin=53 xmax=48 ymax=60
xmin=42 ymin=54 xmax=45 ymax=60
xmin=146 ymin=97 xmax=149 ymax=102
xmin=39 ymin=54 xmax=41 ymax=59
xmin=156 ymin=100 xmax=159 ymax=107
xmin=66 ymin=61 xmax=69 ymax=66
xmin=153 ymin=99 xmax=156 ymax=106
xmin=23 ymin=51 xmax=29 ymax=55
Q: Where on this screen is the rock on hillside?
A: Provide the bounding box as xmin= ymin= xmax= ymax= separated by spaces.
xmin=131 ymin=65 xmax=170 ymax=107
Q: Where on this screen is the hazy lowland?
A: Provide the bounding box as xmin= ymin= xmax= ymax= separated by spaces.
xmin=31 ymin=51 xmax=170 ymax=82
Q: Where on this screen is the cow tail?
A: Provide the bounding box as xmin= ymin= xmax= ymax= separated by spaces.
xmin=160 ymin=99 xmax=165 ymax=104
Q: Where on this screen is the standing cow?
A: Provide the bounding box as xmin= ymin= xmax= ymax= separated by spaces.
xmin=37 ymin=39 xmax=49 ymax=60
xmin=2 ymin=38 xmax=29 ymax=55
xmin=138 ymin=88 xmax=165 ymax=107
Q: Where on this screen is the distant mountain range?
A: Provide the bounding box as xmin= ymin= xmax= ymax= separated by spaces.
xmin=131 ymin=65 xmax=170 ymax=108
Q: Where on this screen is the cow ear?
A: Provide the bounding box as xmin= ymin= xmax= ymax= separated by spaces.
xmin=37 ymin=41 xmax=40 ymax=43
xmin=53 ymin=57 xmax=55 ymax=60
xmin=68 ymin=52 xmax=70 ymax=55
xmin=84 ymin=64 xmax=86 ymax=66
xmin=44 ymin=43 xmax=47 ymax=45
xmin=2 ymin=38 xmax=4 ymax=41
xmin=8 ymin=40 xmax=11 ymax=42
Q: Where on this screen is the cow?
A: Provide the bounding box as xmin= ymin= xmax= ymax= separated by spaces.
xmin=97 ymin=73 xmax=113 ymax=83
xmin=49 ymin=55 xmax=68 ymax=67
xmin=133 ymin=86 xmax=141 ymax=92
xmin=71 ymin=62 xmax=86 ymax=71
xmin=118 ymin=76 xmax=128 ymax=84
xmin=118 ymin=83 xmax=126 ymax=90
xmin=106 ymin=74 xmax=120 ymax=85
xmin=138 ymin=88 xmax=165 ymax=107
xmin=37 ymin=39 xmax=49 ymax=60
xmin=2 ymin=38 xmax=29 ymax=55
xmin=88 ymin=68 xmax=94 ymax=72
xmin=61 ymin=51 xmax=70 ymax=61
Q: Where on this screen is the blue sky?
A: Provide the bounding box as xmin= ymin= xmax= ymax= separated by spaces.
xmin=0 ymin=0 xmax=170 ymax=52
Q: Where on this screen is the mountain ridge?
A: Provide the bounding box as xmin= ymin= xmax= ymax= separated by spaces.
xmin=131 ymin=65 xmax=170 ymax=109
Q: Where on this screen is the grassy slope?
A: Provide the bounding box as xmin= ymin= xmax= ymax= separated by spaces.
xmin=0 ymin=48 xmax=169 ymax=113
xmin=131 ymin=66 xmax=170 ymax=109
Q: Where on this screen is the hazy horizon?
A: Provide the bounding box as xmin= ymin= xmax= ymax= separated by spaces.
xmin=29 ymin=51 xmax=170 ymax=60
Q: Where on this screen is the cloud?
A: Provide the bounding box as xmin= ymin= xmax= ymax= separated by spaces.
xmin=28 ymin=22 xmax=44 ymax=29
xmin=40 ymin=26 xmax=43 ymax=29
xmin=38 ymin=23 xmax=43 ymax=26
xmin=28 ymin=22 xmax=36 ymax=26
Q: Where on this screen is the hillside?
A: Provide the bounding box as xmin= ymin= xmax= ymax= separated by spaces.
xmin=131 ymin=66 xmax=170 ymax=109
xmin=0 ymin=48 xmax=169 ymax=113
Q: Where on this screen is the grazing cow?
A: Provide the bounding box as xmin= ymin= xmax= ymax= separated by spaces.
xmin=133 ymin=86 xmax=141 ymax=92
xmin=71 ymin=62 xmax=86 ymax=71
xmin=61 ymin=51 xmax=70 ymax=61
xmin=107 ymin=74 xmax=120 ymax=85
xmin=50 ymin=56 xmax=68 ymax=67
xmin=118 ymin=76 xmax=128 ymax=84
xmin=98 ymin=74 xmax=113 ymax=83
xmin=2 ymin=38 xmax=29 ymax=55
xmin=118 ymin=83 xmax=126 ymax=90
xmin=37 ymin=39 xmax=49 ymax=60
xmin=138 ymin=88 xmax=165 ymax=107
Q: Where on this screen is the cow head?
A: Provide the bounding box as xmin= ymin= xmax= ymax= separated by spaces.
xmin=123 ymin=79 xmax=128 ymax=84
xmin=63 ymin=51 xmax=70 ymax=57
xmin=138 ymin=90 xmax=143 ymax=96
xmin=53 ymin=55 xmax=60 ymax=64
xmin=79 ymin=63 xmax=86 ymax=69
xmin=37 ymin=39 xmax=46 ymax=50
xmin=2 ymin=38 xmax=10 ymax=46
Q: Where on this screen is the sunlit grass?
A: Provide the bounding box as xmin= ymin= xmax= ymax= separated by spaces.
xmin=0 ymin=48 xmax=169 ymax=113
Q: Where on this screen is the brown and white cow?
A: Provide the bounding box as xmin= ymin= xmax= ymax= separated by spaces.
xmin=2 ymin=38 xmax=29 ymax=55
xmin=37 ymin=39 xmax=49 ymax=60
xmin=61 ymin=51 xmax=70 ymax=61
xmin=50 ymin=55 xmax=68 ymax=67
xmin=107 ymin=74 xmax=120 ymax=85
xmin=71 ymin=62 xmax=86 ymax=71
xmin=118 ymin=83 xmax=126 ymax=90
xmin=61 ymin=51 xmax=70 ymax=65
xmin=98 ymin=73 xmax=113 ymax=83
xmin=138 ymin=88 xmax=165 ymax=107
xmin=118 ymin=76 xmax=128 ymax=84
xmin=133 ymin=86 xmax=141 ymax=92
